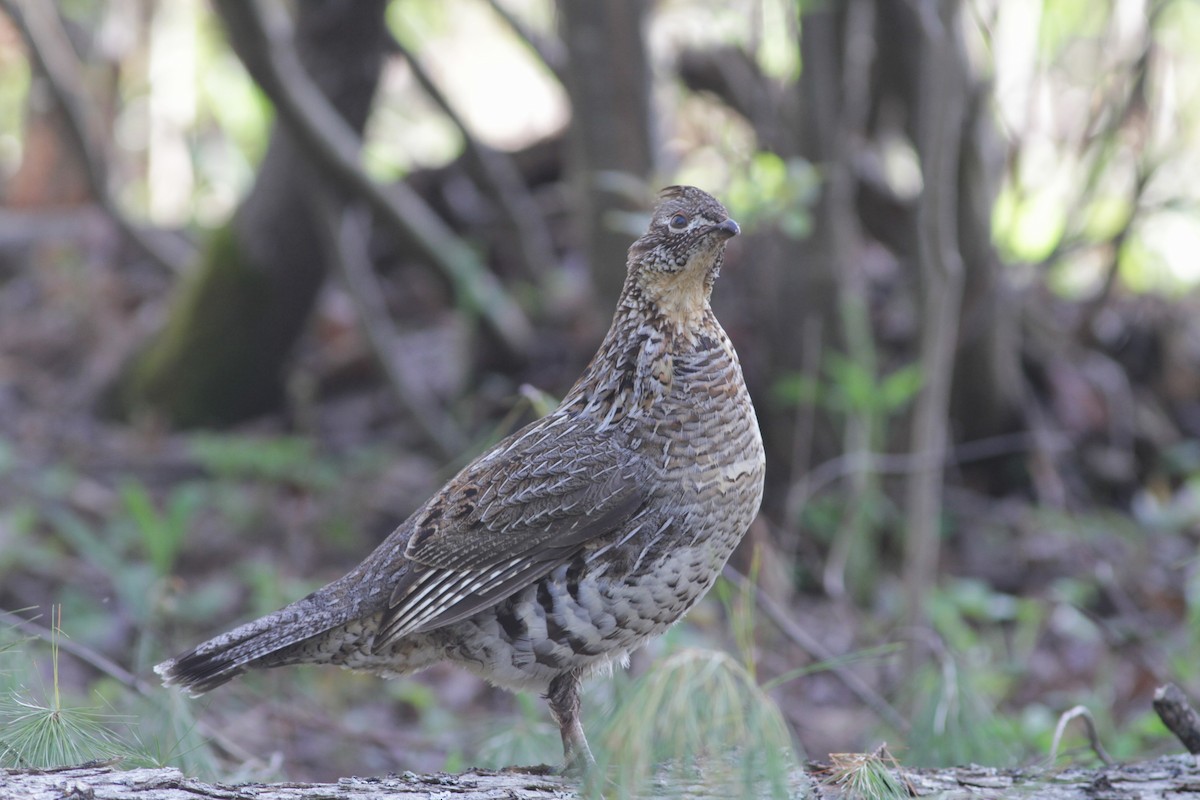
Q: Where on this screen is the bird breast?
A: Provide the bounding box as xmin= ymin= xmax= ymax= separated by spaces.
xmin=635 ymin=322 xmax=765 ymax=540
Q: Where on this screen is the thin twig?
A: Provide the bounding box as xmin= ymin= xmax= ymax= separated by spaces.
xmin=789 ymin=430 xmax=1073 ymax=519
xmin=721 ymin=566 xmax=911 ymax=735
xmin=1 ymin=608 xmax=146 ymax=694
xmin=1077 ymin=162 xmax=1156 ymax=336
xmin=1048 ymin=705 xmax=1115 ymax=766
xmin=783 ymin=316 xmax=823 ymax=526
xmin=0 ymin=0 xmax=192 ymax=274
xmin=388 ymin=33 xmax=558 ymax=283
xmin=310 ymin=188 xmax=468 ymax=459
xmin=1033 ymin=10 xmax=1160 ymax=281
xmin=211 ymin=0 xmax=533 ymax=357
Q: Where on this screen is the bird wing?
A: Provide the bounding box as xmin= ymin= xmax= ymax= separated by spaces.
xmin=374 ymin=416 xmax=648 ymax=648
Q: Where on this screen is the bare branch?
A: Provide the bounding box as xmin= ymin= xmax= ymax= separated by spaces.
xmin=310 ymin=189 xmax=468 ymax=459
xmin=677 ymin=46 xmax=799 ymax=156
xmin=1048 ymin=705 xmax=1115 ymax=766
xmin=0 ymin=0 xmax=193 ymax=274
xmin=388 ymin=34 xmax=559 ymax=284
xmin=211 ymin=0 xmax=533 ymax=357
xmin=721 ymin=566 xmax=911 ymax=735
xmin=1154 ymin=684 xmax=1200 ymax=756
xmin=788 ymin=431 xmax=1074 ymax=512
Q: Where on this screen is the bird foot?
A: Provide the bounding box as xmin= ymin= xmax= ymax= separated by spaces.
xmin=546 ymin=672 xmax=597 ymax=779
xmin=558 ymin=746 xmax=597 ymax=779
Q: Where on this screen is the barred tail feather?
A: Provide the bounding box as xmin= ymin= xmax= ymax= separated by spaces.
xmin=155 ymin=594 xmax=346 ymax=695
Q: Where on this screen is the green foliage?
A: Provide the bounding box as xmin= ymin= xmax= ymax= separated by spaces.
xmin=594 ymin=649 xmax=799 ymax=800
xmin=1037 ymin=0 xmax=1107 ymax=58
xmin=0 ymin=427 xmax=396 ymax=777
xmin=123 ymin=691 xmax=221 ymax=778
xmin=1186 ymin=568 xmax=1200 ymax=655
xmin=898 ymin=580 xmax=1050 ymax=766
xmin=1115 ymin=214 xmax=1200 ymax=295
xmin=894 ymin=559 xmax=1198 ymax=768
xmin=475 ymin=691 xmax=559 ymax=768
xmin=773 ymin=356 xmax=922 ymax=418
xmin=188 ymin=432 xmax=337 ymax=489
xmin=773 ymin=353 xmax=923 ymax=599
xmin=903 ymin=654 xmax=1022 ymax=767
xmin=992 ymin=183 xmax=1069 ymax=264
xmin=757 ymin=0 xmax=802 ymax=82
xmin=0 ymin=692 xmax=127 ymax=769
xmin=119 ymin=480 xmax=204 ymax=578
xmin=1081 ymin=194 xmax=1134 ymax=242
xmin=385 ymin=0 xmax=455 ymax=43
xmin=235 ymin=560 xmax=322 ymax=619
xmin=0 ymin=614 xmax=220 ymax=776
xmin=0 ymin=614 xmax=129 ymax=769
xmin=990 ymin=0 xmax=1200 ymax=295
xmin=45 ymin=501 xmax=157 ymax=627
xmin=821 ymin=749 xmax=908 ymax=800
xmin=725 ymin=152 xmax=818 ymax=239
xmin=1093 ymin=708 xmax=1173 ymax=763
xmin=826 ymin=357 xmax=922 ymax=416
xmin=760 ymin=643 xmax=904 ymax=695
xmin=0 ymin=54 xmax=28 ymax=179
xmin=711 ymin=555 xmax=765 ymax=679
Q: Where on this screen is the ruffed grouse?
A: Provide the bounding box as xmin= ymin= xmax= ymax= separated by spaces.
xmin=156 ymin=185 xmax=766 ymax=773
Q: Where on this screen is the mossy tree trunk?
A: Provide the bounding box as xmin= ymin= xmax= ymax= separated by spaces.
xmin=109 ymin=0 xmax=389 ymax=427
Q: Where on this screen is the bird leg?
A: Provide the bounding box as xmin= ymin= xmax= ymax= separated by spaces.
xmin=547 ymin=671 xmax=595 ymax=775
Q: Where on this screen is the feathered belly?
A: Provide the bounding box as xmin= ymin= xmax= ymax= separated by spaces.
xmin=421 ymin=548 xmax=726 ymax=692
xmin=422 ymin=445 xmax=764 ymax=692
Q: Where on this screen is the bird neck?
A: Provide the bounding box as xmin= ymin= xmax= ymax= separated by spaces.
xmin=557 ymin=281 xmax=719 ymax=428
xmin=616 ymin=273 xmax=715 ymax=342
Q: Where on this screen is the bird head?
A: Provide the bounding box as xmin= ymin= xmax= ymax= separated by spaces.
xmin=623 ymin=185 xmax=740 ymax=332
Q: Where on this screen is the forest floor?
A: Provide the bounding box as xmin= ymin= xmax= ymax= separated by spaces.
xmin=1 ymin=214 xmax=1198 ymax=784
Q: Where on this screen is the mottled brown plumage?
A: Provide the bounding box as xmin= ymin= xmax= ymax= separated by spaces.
xmin=155 ymin=185 xmax=766 ymax=773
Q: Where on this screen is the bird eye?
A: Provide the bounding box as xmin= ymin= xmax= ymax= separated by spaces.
xmin=669 ymin=213 xmax=689 ymax=231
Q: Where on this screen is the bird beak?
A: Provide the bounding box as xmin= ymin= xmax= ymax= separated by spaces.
xmin=712 ymin=218 xmax=740 ymax=239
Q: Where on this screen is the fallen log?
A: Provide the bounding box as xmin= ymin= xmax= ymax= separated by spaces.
xmin=3 ymin=754 xmax=1199 ymax=800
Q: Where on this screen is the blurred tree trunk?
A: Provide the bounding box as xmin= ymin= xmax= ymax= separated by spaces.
xmin=3 ymin=8 xmax=107 ymax=210
xmin=793 ymin=0 xmax=882 ymax=599
xmin=108 ymin=0 xmax=388 ymax=426
xmin=678 ymin=1 xmax=1021 ymax=596
xmin=787 ymin=0 xmax=1021 ymax=460
xmin=806 ymin=0 xmax=1019 ymax=604
xmin=558 ymin=0 xmax=655 ymax=310
xmin=5 ymin=102 xmax=92 ymax=209
xmin=867 ymin=0 xmax=1023 ymax=449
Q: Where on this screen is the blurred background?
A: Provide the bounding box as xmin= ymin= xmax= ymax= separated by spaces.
xmin=1 ymin=0 xmax=1198 ymax=784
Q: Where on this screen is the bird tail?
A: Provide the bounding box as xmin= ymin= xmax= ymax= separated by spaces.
xmin=155 ymin=591 xmax=350 ymax=695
